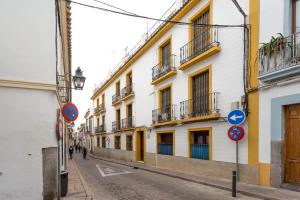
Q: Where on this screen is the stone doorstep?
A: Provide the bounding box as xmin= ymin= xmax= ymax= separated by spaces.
xmin=281 ymin=183 xmax=300 ymax=192
xmin=89 ymin=153 xmax=300 ymax=200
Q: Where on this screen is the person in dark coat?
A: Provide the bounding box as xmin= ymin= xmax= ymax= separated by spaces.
xmin=78 ymin=145 xmax=81 ymax=153
xmin=83 ymin=147 xmax=87 ymax=159
xmin=69 ymin=146 xmax=74 ymax=159
xmin=75 ymin=144 xmax=78 ymax=153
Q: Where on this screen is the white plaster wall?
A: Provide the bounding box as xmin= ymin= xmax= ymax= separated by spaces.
xmin=259 ymin=0 xmax=285 ymax=44
xmin=0 ymin=0 xmax=57 ymax=84
xmin=258 ymin=0 xmax=297 ymax=164
xmin=0 ymin=87 xmax=59 ymax=200
xmin=92 ymin=0 xmax=250 ymax=164
xmin=259 ymin=81 xmax=300 ymax=163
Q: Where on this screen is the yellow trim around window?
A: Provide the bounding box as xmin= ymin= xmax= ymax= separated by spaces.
xmin=188 ymin=64 xmax=212 ymax=115
xmin=126 ymin=71 xmax=132 ymax=87
xmin=188 ymin=0 xmax=212 ymax=43
xmin=158 ymin=83 xmax=172 ymax=110
xmin=178 ymin=0 xmax=220 ymax=71
xmin=158 ymin=35 xmax=172 ymax=65
xmin=188 ymin=127 xmax=212 ymax=160
xmin=156 ymin=130 xmax=175 ymax=156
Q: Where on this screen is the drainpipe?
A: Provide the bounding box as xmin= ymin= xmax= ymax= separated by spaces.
xmin=231 ymin=0 xmax=249 ymax=116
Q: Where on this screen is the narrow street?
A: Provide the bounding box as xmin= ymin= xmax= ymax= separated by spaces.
xmin=72 ymin=153 xmax=260 ymax=200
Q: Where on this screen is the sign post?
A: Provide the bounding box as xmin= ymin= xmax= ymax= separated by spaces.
xmin=227 ymin=109 xmax=246 ymax=182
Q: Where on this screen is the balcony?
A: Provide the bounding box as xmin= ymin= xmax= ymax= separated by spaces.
xmin=152 ymin=105 xmax=177 ymax=126
xmin=121 ymin=84 xmax=134 ymax=101
xmin=180 ymin=92 xmax=220 ymax=122
xmin=95 ymin=125 xmax=105 ymax=133
xmin=179 ymin=27 xmax=220 ymax=70
xmin=94 ymin=104 xmax=104 ymax=115
xmin=112 ymin=120 xmax=121 ymax=132
xmin=121 ymin=117 xmax=135 ymax=130
xmin=152 ymin=55 xmax=177 ymax=85
xmin=259 ymin=32 xmax=300 ymax=82
xmin=112 ymin=94 xmax=121 ymax=106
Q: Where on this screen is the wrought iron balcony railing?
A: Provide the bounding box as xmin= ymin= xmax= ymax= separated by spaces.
xmin=112 ymin=93 xmax=121 ymax=105
xmin=121 ymin=84 xmax=134 ymax=99
xmin=152 ymin=104 xmax=177 ymax=124
xmin=112 ymin=120 xmax=121 ymax=132
xmin=152 ymin=54 xmax=176 ymax=81
xmin=94 ymin=104 xmax=103 ymax=113
xmin=121 ymin=117 xmax=135 ymax=129
xmin=95 ymin=125 xmax=105 ymax=133
xmin=180 ymin=27 xmax=219 ymax=65
xmin=180 ymin=92 xmax=220 ymax=119
xmin=259 ymin=32 xmax=300 ymax=78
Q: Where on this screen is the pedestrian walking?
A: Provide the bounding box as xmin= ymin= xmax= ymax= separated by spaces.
xmin=75 ymin=144 xmax=78 ymax=153
xmin=78 ymin=145 xmax=81 ymax=153
xmin=83 ymin=147 xmax=87 ymax=159
xmin=69 ymin=146 xmax=74 ymax=159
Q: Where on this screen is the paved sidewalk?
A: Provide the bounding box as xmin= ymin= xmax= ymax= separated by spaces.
xmin=62 ymin=158 xmax=93 ymax=200
xmin=90 ymin=154 xmax=300 ymax=200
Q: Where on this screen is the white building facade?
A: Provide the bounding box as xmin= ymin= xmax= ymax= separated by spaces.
xmin=0 ymin=0 xmax=72 ymax=199
xmin=91 ymin=0 xmax=262 ymax=185
xmin=258 ymin=0 xmax=300 ymax=187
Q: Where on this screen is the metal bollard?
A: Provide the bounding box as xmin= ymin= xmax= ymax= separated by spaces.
xmin=232 ymin=171 xmax=237 ymax=197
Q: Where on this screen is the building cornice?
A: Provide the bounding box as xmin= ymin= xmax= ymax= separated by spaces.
xmin=91 ymin=0 xmax=201 ymax=100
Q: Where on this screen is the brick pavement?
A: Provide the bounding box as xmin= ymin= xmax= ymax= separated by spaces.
xmin=62 ymin=157 xmax=93 ymax=200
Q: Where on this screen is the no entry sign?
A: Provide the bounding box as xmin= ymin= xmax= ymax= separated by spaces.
xmin=62 ymin=102 xmax=79 ymax=122
xmin=228 ymin=126 xmax=245 ymax=142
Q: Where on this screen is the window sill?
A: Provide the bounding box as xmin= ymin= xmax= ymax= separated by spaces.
xmin=179 ymin=113 xmax=220 ymax=123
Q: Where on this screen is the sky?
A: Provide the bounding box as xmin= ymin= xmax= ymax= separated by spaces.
xmin=71 ymin=0 xmax=175 ymax=127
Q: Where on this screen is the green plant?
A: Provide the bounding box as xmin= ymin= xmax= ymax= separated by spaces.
xmin=260 ymin=33 xmax=286 ymax=56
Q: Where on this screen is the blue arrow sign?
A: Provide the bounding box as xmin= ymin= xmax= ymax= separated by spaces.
xmin=227 ymin=109 xmax=246 ymax=125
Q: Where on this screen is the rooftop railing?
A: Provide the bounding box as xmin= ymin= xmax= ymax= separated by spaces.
xmin=93 ymin=0 xmax=191 ymax=95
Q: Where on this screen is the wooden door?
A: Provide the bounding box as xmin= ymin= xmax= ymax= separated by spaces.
xmin=285 ymin=104 xmax=300 ymax=183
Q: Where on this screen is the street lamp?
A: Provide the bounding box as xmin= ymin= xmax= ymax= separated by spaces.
xmin=72 ymin=67 xmax=86 ymax=90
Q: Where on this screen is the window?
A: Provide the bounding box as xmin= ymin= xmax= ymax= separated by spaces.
xmin=115 ymin=136 xmax=121 ymax=149
xmin=292 ymin=0 xmax=300 ymax=33
xmin=161 ymin=42 xmax=171 ymax=67
xmin=157 ymin=132 xmax=174 ymax=155
xmin=190 ymin=130 xmax=210 ymax=160
xmin=102 ymin=94 xmax=105 ymax=107
xmin=102 ymin=136 xmax=106 ymax=148
xmin=126 ymin=135 xmax=133 ymax=151
xmin=116 ymin=109 xmax=121 ymax=130
xmin=160 ymin=87 xmax=171 ymax=111
xmin=97 ymin=118 xmax=100 ymax=127
xmin=127 ymin=104 xmax=133 ymax=127
xmin=97 ymin=137 xmax=100 ymax=147
xmin=96 ymin=98 xmax=99 ymax=107
xmin=193 ymin=9 xmax=210 ymax=55
xmin=102 ymin=115 xmax=105 ymax=128
xmin=126 ymin=72 xmax=133 ymax=87
xmin=192 ymin=70 xmax=209 ymax=117
xmin=116 ymin=81 xmax=120 ymax=96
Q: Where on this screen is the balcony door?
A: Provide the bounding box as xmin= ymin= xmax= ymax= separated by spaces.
xmin=192 ymin=71 xmax=209 ymax=117
xmin=193 ymin=9 xmax=210 ymax=55
xmin=160 ymin=87 xmax=171 ymax=120
xmin=161 ymin=42 xmax=171 ymax=67
xmin=127 ymin=104 xmax=133 ymax=127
